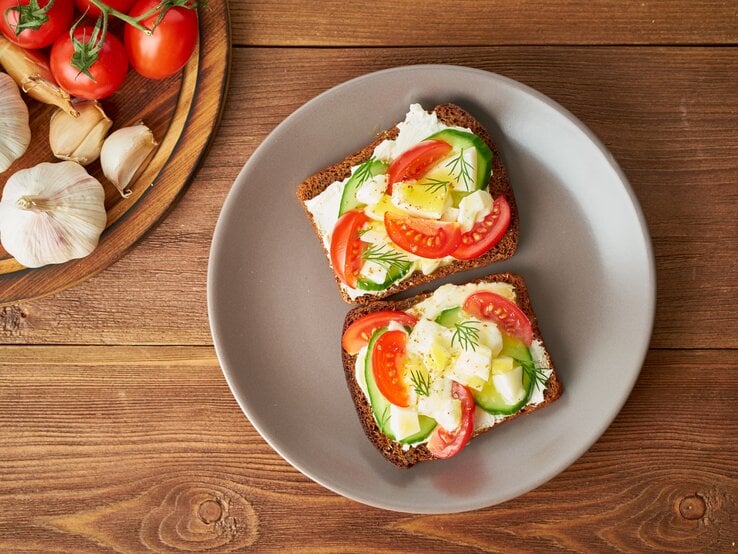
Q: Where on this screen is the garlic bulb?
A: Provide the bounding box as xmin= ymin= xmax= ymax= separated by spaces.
xmin=50 ymin=101 xmax=112 ymax=166
xmin=0 ymin=72 xmax=31 ymax=173
xmin=100 ymin=123 xmax=158 ymax=198
xmin=0 ymin=162 xmax=107 ymax=268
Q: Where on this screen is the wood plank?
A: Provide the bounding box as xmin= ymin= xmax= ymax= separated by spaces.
xmin=1 ymin=47 xmax=735 ymax=348
xmin=230 ymin=1 xmax=738 ymax=46
xmin=0 ymin=346 xmax=735 ymax=551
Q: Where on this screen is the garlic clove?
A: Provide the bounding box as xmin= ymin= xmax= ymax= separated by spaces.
xmin=0 ymin=36 xmax=77 ymax=118
xmin=100 ymin=123 xmax=158 ymax=198
xmin=0 ymin=161 xmax=107 ymax=268
xmin=0 ymin=72 xmax=31 ymax=173
xmin=50 ymin=101 xmax=112 ymax=166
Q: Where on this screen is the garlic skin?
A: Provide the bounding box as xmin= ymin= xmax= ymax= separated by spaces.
xmin=0 ymin=162 xmax=107 ymax=268
xmin=0 ymin=72 xmax=31 ymax=173
xmin=50 ymin=101 xmax=112 ymax=166
xmin=100 ymin=123 xmax=158 ymax=198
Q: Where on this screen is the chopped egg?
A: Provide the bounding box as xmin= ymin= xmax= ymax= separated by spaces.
xmin=389 ymin=404 xmax=421 ymax=441
xmin=447 ymin=344 xmax=492 ymax=391
xmin=492 ymin=365 xmax=527 ymax=404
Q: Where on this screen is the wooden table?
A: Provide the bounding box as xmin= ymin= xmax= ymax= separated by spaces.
xmin=2 ymin=2 xmax=737 ymax=551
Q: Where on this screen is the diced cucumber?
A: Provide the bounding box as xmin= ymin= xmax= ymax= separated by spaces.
xmin=434 ymin=306 xmax=464 ymax=327
xmin=365 ymin=328 xmax=436 ymax=443
xmin=472 ymin=335 xmax=534 ymax=415
xmin=423 ymin=129 xmax=493 ymax=191
xmin=339 ymin=159 xmax=388 ymax=216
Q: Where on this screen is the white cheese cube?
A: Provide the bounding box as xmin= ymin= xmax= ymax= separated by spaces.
xmin=406 ymin=319 xmax=454 ymax=375
xmin=477 ymin=320 xmax=503 ymax=357
xmin=447 ymin=344 xmax=492 ymax=391
xmin=444 ymin=146 xmax=478 ymax=192
xmin=358 ymin=260 xmax=388 ymax=284
xmin=419 ymin=258 xmax=443 ymax=275
xmin=441 ymin=206 xmax=460 ymax=222
xmin=355 ymin=174 xmax=388 ymax=207
xmin=389 ymin=404 xmax=421 ymax=441
xmin=417 ymin=379 xmax=461 ymax=431
xmin=391 ymin=180 xmax=451 ymax=219
xmin=457 ymin=189 xmax=493 ymax=232
xmin=492 ymin=365 xmax=526 ymax=404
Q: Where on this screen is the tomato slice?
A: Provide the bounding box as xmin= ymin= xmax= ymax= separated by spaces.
xmin=386 ymin=140 xmax=452 ymax=193
xmin=452 ymin=196 xmax=511 ymax=260
xmin=427 ymin=382 xmax=475 ymax=459
xmin=330 ymin=210 xmax=369 ymax=288
xmin=372 ymin=330 xmax=410 ymax=407
xmin=342 ymin=311 xmax=418 ymax=355
xmin=384 ymin=213 xmax=462 ymax=259
xmin=463 ymin=291 xmax=534 ymax=346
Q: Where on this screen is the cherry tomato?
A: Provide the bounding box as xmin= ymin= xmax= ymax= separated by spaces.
xmin=74 ymin=0 xmax=135 ymax=18
xmin=124 ymin=0 xmax=198 ymax=80
xmin=463 ymin=291 xmax=534 ymax=346
xmin=384 ymin=212 xmax=461 ymax=259
xmin=50 ymin=26 xmax=128 ymax=99
xmin=427 ymin=382 xmax=475 ymax=459
xmin=452 ymin=196 xmax=511 ymax=260
xmin=342 ymin=311 xmax=418 ymax=355
xmin=0 ymin=0 xmax=73 ymax=49
xmin=386 ymin=140 xmax=452 ymax=193
xmin=372 ymin=329 xmax=410 ymax=407
xmin=330 ymin=209 xmax=369 ymax=288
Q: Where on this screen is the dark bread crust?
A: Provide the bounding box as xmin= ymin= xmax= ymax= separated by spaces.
xmin=342 ymin=272 xmax=562 ymax=468
xmin=296 ymin=103 xmax=520 ymax=304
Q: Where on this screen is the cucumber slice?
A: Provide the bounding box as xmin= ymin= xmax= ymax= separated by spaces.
xmin=423 ymin=129 xmax=493 ymax=191
xmin=472 ymin=335 xmax=534 ymax=415
xmin=338 ymin=158 xmax=389 ymax=216
xmin=364 ymin=328 xmax=436 ymax=444
xmin=434 ymin=306 xmax=464 ymax=327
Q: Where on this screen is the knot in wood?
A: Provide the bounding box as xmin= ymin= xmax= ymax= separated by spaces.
xmin=198 ymin=499 xmax=223 ymax=524
xmin=1 ymin=305 xmax=26 ymax=335
xmin=679 ymin=494 xmax=706 ymax=520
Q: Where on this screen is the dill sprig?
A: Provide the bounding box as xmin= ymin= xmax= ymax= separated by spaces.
xmin=361 ymin=244 xmax=412 ymax=273
xmin=352 ymin=157 xmax=377 ymax=185
xmin=452 ymin=320 xmax=480 ymax=352
xmin=377 ymin=405 xmax=390 ymax=429
xmin=420 ymin=178 xmax=451 ymax=195
xmin=409 ymin=368 xmax=431 ymax=397
xmin=445 ymin=148 xmax=474 ymax=190
xmin=516 ymin=358 xmax=549 ymax=390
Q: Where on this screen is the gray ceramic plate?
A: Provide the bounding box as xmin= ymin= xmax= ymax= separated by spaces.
xmin=208 ymin=65 xmax=655 ymax=513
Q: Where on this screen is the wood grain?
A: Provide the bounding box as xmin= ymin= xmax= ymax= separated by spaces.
xmin=230 ymin=1 xmax=738 ymax=46
xmin=0 ymin=0 xmax=229 ymax=303
xmin=0 ymin=46 xmax=735 ymax=348
xmin=0 ymin=347 xmax=735 ymax=551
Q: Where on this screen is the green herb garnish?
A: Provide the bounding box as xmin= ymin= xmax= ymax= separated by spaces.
xmin=409 ymin=368 xmax=431 ymax=397
xmin=516 ymin=358 xmax=549 ymax=390
xmin=361 ymin=244 xmax=412 ymax=274
xmin=445 ymin=148 xmax=474 ymax=190
xmin=420 ymin=178 xmax=451 ymax=195
xmin=451 ymin=320 xmax=480 ymax=352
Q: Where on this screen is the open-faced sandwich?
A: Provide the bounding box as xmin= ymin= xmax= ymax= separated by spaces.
xmin=341 ymin=273 xmax=562 ymax=468
xmin=297 ymin=103 xmax=519 ymax=303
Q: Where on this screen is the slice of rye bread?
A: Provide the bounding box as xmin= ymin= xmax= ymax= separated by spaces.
xmin=296 ymin=103 xmax=520 ymax=304
xmin=341 ymin=272 xmax=562 ymax=468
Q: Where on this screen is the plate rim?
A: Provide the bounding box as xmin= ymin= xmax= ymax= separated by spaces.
xmin=208 ymin=63 xmax=656 ymax=513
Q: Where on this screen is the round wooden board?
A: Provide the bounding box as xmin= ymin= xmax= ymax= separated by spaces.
xmin=0 ymin=0 xmax=230 ymax=305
